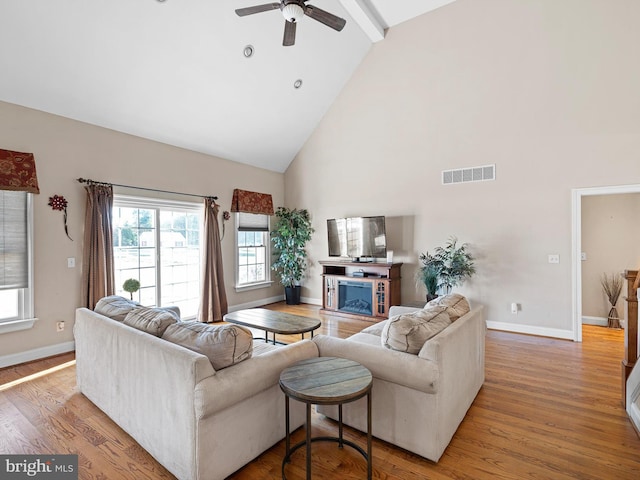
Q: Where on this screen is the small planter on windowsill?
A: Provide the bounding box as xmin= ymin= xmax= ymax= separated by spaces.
xmin=123 ymin=278 xmax=140 ymax=301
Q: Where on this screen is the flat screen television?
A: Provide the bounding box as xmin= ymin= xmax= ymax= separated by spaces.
xmin=327 ymin=216 xmax=387 ymax=260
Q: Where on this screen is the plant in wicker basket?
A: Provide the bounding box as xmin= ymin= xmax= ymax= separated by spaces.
xmin=600 ymin=273 xmax=623 ymax=329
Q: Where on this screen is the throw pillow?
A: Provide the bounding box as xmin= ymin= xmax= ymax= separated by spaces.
xmin=425 ymin=293 xmax=470 ymax=322
xmin=381 ymin=306 xmax=451 ymax=354
xmin=123 ymin=307 xmax=180 ymax=337
xmin=162 ymin=322 xmax=253 ymax=370
xmin=94 ymin=295 xmax=140 ymax=322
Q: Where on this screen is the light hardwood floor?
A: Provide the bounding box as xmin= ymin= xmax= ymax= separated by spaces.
xmin=1 ymin=303 xmax=639 ymax=479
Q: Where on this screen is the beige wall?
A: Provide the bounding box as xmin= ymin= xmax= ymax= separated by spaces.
xmin=582 ymin=194 xmax=640 ymax=320
xmin=285 ymin=0 xmax=640 ymax=337
xmin=0 ymin=101 xmax=284 ymax=363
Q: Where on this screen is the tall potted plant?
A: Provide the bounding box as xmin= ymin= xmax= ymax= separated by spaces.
xmin=417 ymin=236 xmax=476 ymax=299
xmin=271 ymin=207 xmax=314 ymax=305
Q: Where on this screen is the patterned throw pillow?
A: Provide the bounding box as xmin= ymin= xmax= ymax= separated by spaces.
xmin=381 ymin=306 xmax=451 ymax=354
xmin=123 ymin=307 xmax=180 ymax=337
xmin=94 ymin=295 xmax=140 ymax=322
xmin=162 ymin=322 xmax=253 ymax=370
xmin=425 ymin=293 xmax=470 ymax=322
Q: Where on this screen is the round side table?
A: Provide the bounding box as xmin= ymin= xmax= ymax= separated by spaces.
xmin=279 ymin=356 xmax=373 ymax=480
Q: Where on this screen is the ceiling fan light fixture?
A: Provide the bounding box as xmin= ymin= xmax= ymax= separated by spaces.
xmin=281 ymin=3 xmax=304 ymax=23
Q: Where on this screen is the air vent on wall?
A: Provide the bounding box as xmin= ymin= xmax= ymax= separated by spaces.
xmin=442 ymin=164 xmax=495 ymax=185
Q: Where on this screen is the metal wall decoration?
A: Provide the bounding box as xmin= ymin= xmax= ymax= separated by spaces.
xmin=48 ymin=194 xmax=73 ymax=241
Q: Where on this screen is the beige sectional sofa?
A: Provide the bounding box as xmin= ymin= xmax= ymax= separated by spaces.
xmin=74 ymin=305 xmax=318 ymax=480
xmin=312 ymin=299 xmax=486 ymax=462
xmin=74 ymin=294 xmax=485 ymax=478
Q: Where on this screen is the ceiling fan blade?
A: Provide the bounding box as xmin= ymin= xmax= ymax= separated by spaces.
xmin=235 ymin=3 xmax=281 ymax=17
xmin=304 ymin=4 xmax=346 ymax=31
xmin=283 ymin=20 xmax=296 ymax=46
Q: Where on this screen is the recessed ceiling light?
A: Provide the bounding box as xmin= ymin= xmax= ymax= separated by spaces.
xmin=243 ymin=45 xmax=254 ymax=58
xmin=294 ymin=79 xmax=303 ymax=89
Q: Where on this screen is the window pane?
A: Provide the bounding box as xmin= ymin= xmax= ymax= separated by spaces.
xmin=0 ymin=289 xmax=18 ymax=319
xmin=256 ymin=263 xmax=265 ymax=282
xmin=236 ymin=225 xmax=270 ymax=287
xmin=238 ymin=231 xmax=248 ymax=247
xmin=159 ymin=209 xmax=200 ymax=318
xmin=238 ymin=265 xmax=248 ymax=285
xmin=113 ymin=200 xmax=202 ymax=318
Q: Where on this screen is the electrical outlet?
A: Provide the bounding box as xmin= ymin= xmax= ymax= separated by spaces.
xmin=548 ymin=254 xmax=560 ymax=264
xmin=56 ymin=321 xmax=65 ymax=332
xmin=511 ymin=303 xmax=519 ymax=314
xmin=67 ymin=257 xmax=75 ymax=268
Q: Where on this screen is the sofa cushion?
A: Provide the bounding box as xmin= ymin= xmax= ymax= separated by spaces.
xmin=94 ymin=295 xmax=140 ymax=322
xmin=123 ymin=307 xmax=180 ymax=337
xmin=162 ymin=322 xmax=253 ymax=370
xmin=360 ymin=322 xmax=385 ymax=337
xmin=381 ymin=306 xmax=451 ymax=354
xmin=425 ymin=293 xmax=470 ymax=322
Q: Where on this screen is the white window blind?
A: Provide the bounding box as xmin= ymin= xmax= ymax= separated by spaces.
xmin=0 ymin=190 xmax=28 ymax=290
xmin=238 ymin=212 xmax=269 ymax=232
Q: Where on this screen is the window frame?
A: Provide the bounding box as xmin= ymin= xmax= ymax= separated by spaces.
xmin=234 ymin=212 xmax=272 ymax=292
xmin=112 ymin=195 xmax=204 ymax=319
xmin=0 ymin=192 xmax=36 ymax=334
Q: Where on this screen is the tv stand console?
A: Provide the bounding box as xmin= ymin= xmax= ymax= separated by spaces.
xmin=320 ymin=261 xmax=402 ymax=320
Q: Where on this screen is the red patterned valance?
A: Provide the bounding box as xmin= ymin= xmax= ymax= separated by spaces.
xmin=0 ymin=149 xmax=40 ymax=194
xmin=230 ymin=188 xmax=274 ymax=216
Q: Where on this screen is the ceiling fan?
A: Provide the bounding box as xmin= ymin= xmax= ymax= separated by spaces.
xmin=235 ymin=1 xmax=347 ymax=47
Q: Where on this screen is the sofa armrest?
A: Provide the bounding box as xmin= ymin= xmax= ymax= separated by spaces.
xmin=312 ymin=335 xmax=439 ymax=394
xmin=195 ymin=339 xmax=319 ymax=418
xmin=418 ymin=306 xmax=485 ymax=363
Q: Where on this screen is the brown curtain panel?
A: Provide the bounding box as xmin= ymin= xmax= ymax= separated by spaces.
xmin=82 ymin=183 xmax=115 ymax=309
xmin=198 ymin=198 xmax=228 ymax=322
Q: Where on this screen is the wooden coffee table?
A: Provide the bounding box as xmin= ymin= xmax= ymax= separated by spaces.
xmin=279 ymin=356 xmax=373 ymax=479
xmin=223 ymin=308 xmax=321 ymax=345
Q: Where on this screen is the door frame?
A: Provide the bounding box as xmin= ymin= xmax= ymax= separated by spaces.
xmin=571 ymin=183 xmax=640 ymax=342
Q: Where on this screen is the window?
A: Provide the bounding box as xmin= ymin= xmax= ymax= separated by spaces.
xmin=236 ymin=212 xmax=271 ymax=290
xmin=112 ymin=196 xmax=203 ymax=319
xmin=0 ymin=190 xmax=35 ymax=333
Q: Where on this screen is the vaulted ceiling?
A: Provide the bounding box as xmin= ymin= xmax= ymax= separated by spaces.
xmin=1 ymin=0 xmax=455 ymax=172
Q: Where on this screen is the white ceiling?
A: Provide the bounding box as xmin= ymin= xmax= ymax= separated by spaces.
xmin=0 ymin=0 xmax=455 ymax=172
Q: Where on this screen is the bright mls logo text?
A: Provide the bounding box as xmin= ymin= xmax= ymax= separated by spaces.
xmin=1 ymin=455 xmax=78 ymax=479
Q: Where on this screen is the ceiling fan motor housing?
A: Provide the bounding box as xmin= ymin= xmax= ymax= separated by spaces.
xmin=281 ymin=1 xmax=306 ymax=23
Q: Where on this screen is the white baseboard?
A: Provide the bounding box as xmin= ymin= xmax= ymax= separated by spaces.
xmin=486 ymin=321 xmax=574 ymax=340
xmin=228 ymin=295 xmax=323 ymax=312
xmin=582 ymin=316 xmax=607 ymax=326
xmin=582 ymin=316 xmax=627 ymax=328
xmin=301 ymin=296 xmax=322 ymax=306
xmin=228 ymin=295 xmax=285 ymax=312
xmin=0 ymin=341 xmax=75 ymax=369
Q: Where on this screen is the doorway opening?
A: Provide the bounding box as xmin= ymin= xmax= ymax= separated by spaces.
xmin=572 ymin=184 xmax=640 ymax=342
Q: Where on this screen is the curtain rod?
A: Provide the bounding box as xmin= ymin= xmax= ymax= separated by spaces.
xmin=76 ymin=178 xmax=218 ymax=201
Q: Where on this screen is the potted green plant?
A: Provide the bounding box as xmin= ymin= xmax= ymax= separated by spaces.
xmin=417 ymin=236 xmax=476 ymax=299
xmin=271 ymin=207 xmax=314 ymax=305
xmin=122 ymin=278 xmax=140 ymax=301
xmin=416 ymin=252 xmax=441 ymax=302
